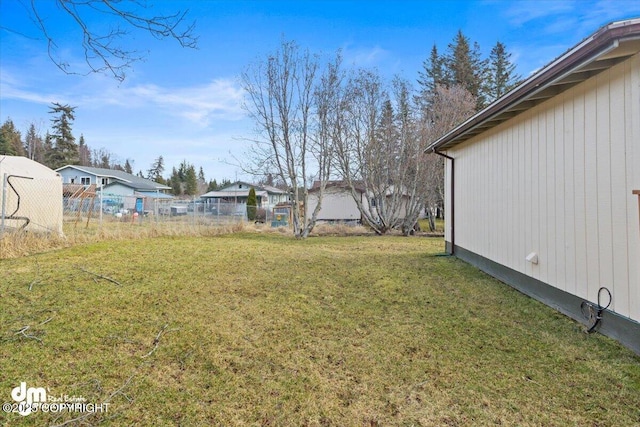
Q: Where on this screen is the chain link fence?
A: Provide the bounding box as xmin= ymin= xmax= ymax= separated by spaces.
xmin=2 ymin=179 xmax=294 ymax=240
xmin=62 ymin=191 xmax=283 ymax=228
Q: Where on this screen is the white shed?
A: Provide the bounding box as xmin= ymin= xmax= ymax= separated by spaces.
xmin=0 ymin=156 xmax=63 ymax=235
xmin=307 ymin=182 xmax=363 ymax=223
xmin=428 ymin=19 xmax=640 ymax=354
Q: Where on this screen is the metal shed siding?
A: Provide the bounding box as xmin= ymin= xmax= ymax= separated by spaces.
xmin=447 ymin=53 xmax=640 ymax=322
xmin=307 ymin=187 xmax=361 ymax=221
xmin=0 ymin=156 xmax=63 ymax=235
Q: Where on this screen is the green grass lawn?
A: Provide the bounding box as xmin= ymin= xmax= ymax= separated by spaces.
xmin=1 ymin=234 xmax=638 ymax=426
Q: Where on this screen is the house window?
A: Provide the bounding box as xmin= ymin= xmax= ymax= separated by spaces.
xmin=239 ymin=184 xmax=243 ymax=189
xmin=81 ymin=177 xmax=90 ymax=185
xmin=101 ymin=178 xmax=108 ymax=186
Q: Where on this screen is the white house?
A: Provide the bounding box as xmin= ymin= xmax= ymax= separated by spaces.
xmin=0 ymin=155 xmax=63 ymax=235
xmin=427 ymin=19 xmax=640 ymax=354
xmin=200 ymin=181 xmax=289 ymax=213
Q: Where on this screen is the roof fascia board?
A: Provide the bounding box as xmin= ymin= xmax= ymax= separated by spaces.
xmin=428 ymin=19 xmax=640 ymax=152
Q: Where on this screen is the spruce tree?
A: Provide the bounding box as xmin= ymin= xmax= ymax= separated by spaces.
xmin=124 ymin=159 xmax=133 ymax=174
xmin=78 ymin=134 xmax=92 ymax=166
xmin=184 ymin=165 xmax=198 ymax=195
xmin=169 ymin=167 xmax=182 ymax=195
xmin=487 ymin=41 xmax=521 ymax=103
xmin=417 ymin=44 xmax=447 ymax=102
xmin=48 ymin=102 xmax=78 ymax=168
xmin=446 ymin=31 xmax=487 ymax=110
xmin=147 ymin=156 xmax=165 ymax=182
xmin=0 ymin=118 xmax=24 ymax=156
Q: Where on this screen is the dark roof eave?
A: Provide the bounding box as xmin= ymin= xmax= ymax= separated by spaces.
xmin=427 ymin=18 xmax=640 ymax=152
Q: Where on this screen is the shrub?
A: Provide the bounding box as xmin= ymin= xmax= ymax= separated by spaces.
xmin=246 ymin=187 xmax=257 ymax=221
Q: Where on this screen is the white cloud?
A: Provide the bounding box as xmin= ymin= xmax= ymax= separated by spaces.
xmin=342 ymin=44 xmax=389 ymax=67
xmin=119 ymin=79 xmax=246 ymax=126
xmin=0 ymin=68 xmax=70 ymax=105
xmin=502 ymin=0 xmax=576 ymax=27
xmin=0 ymin=70 xmax=246 ymax=127
xmin=503 ymin=0 xmax=640 ymax=34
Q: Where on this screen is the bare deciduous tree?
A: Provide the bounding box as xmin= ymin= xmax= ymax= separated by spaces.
xmin=241 ymin=40 xmax=339 ymax=238
xmin=16 ymin=0 xmax=197 ymax=82
xmin=419 ymin=84 xmax=475 ymax=230
xmin=333 ymin=70 xmax=421 ymax=235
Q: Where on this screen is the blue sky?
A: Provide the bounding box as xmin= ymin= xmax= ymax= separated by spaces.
xmin=2 ymin=0 xmax=640 ymax=182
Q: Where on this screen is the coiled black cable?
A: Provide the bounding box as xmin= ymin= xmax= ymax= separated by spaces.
xmin=580 ymin=287 xmax=612 ymax=333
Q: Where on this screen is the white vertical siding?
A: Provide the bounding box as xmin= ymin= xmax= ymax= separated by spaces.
xmin=447 ymin=54 xmax=640 ymax=322
xmin=307 ymin=188 xmax=361 ymax=221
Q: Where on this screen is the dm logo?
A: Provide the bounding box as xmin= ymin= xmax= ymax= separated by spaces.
xmin=11 ymin=382 xmax=47 ymax=416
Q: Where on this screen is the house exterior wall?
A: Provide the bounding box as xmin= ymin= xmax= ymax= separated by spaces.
xmin=445 ymin=53 xmax=640 ymax=323
xmin=57 ymin=168 xmax=112 ymax=187
xmin=57 ymin=168 xmax=96 ymax=186
xmin=218 ymin=183 xmax=286 ymax=210
xmin=307 ymin=187 xmax=361 ymax=222
xmin=100 ymin=183 xmax=136 ymax=197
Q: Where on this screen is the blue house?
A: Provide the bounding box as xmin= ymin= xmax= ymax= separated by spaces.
xmin=55 ymin=165 xmax=171 ymax=195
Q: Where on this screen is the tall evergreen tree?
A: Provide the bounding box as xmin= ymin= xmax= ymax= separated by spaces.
xmin=207 ymin=179 xmax=218 ymax=192
xmin=42 ymin=132 xmax=54 ymax=167
xmin=184 ymin=165 xmax=198 ymax=195
xmin=446 ymin=31 xmax=487 ymax=110
xmin=78 ymin=134 xmax=92 ymax=166
xmin=169 ymin=167 xmax=182 ymax=195
xmin=124 ymin=159 xmax=133 ymax=174
xmin=147 ymin=156 xmax=166 ymax=183
xmin=178 ymin=160 xmax=189 ymax=182
xmin=487 ymin=41 xmax=521 ymax=103
xmin=417 ymin=44 xmax=447 ymax=102
xmin=0 ymin=118 xmax=24 ymax=156
xmin=47 ymin=102 xmax=78 ymax=168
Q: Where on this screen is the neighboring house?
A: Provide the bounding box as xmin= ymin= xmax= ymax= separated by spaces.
xmin=56 ymin=165 xmax=172 ymax=214
xmin=427 ymin=19 xmax=640 ymax=354
xmin=55 ymin=165 xmax=171 ymax=194
xmin=0 ymin=155 xmax=63 ymax=235
xmin=101 ymin=181 xmax=174 ymax=213
xmin=200 ymin=181 xmax=289 ymax=212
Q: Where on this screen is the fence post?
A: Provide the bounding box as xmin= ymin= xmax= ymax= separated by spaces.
xmin=99 ymin=187 xmax=103 ymax=226
xmin=1 ymin=173 xmax=7 ymax=234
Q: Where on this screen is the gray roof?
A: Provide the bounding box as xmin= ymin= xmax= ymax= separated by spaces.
xmin=428 ymin=18 xmax=640 ymax=152
xmin=218 ymin=181 xmax=289 ymax=195
xmin=201 ymin=190 xmax=269 ymax=198
xmin=56 ymin=165 xmax=171 ymax=191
